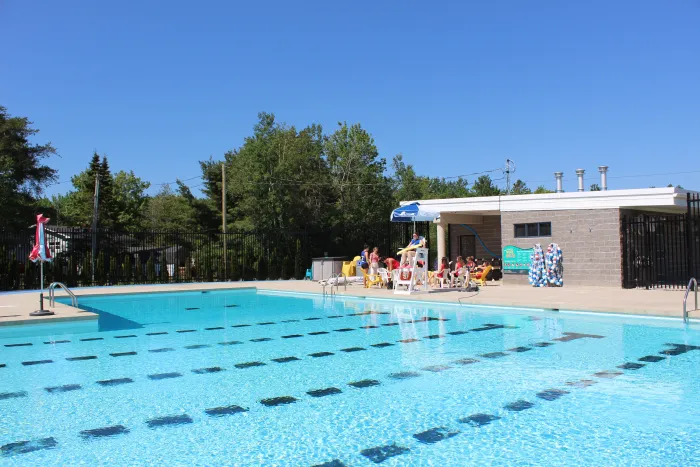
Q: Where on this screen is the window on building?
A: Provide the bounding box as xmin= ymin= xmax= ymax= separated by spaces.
xmin=514 ymin=222 xmax=552 ymax=238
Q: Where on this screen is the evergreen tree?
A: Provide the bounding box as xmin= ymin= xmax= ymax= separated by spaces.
xmin=123 ymin=255 xmax=132 ymax=284
xmin=146 ymin=255 xmax=156 ymax=282
xmin=159 ymin=254 xmax=169 ymax=283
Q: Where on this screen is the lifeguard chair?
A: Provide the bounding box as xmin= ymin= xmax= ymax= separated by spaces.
xmin=393 ymin=247 xmax=428 ymax=295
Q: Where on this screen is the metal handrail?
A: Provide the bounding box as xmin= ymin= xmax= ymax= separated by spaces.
xmin=331 ymin=273 xmax=347 ymax=295
xmin=49 ymin=282 xmax=78 ymax=308
xmin=682 ymin=277 xmax=697 ymax=324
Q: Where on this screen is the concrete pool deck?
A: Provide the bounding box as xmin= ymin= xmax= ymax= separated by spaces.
xmin=0 ymin=280 xmax=695 ymax=327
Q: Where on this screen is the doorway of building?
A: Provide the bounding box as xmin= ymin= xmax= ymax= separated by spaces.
xmin=459 ymin=235 xmax=476 ymax=259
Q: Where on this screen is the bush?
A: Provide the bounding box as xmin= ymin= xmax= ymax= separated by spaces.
xmin=146 ymin=255 xmax=156 ymax=283
xmin=159 ymin=254 xmax=169 ymax=283
xmin=109 ymin=257 xmax=118 ymax=285
xmin=123 ymin=255 xmax=132 ymax=284
xmin=135 ymin=259 xmax=143 ymax=283
xmin=256 ymin=256 xmax=268 ymax=281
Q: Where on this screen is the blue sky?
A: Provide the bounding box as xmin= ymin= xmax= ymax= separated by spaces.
xmin=1 ymin=0 xmax=698 ymax=196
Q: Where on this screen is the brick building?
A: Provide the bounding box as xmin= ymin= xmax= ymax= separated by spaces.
xmin=401 ymin=186 xmax=691 ymax=287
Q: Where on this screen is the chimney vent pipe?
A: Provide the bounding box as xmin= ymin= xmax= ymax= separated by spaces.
xmin=576 ymin=169 xmax=585 ymax=192
xmin=598 ymin=166 xmax=609 ymax=191
xmin=554 ymin=172 xmax=564 ymax=193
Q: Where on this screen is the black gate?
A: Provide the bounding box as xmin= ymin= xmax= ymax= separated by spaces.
xmin=622 ymin=193 xmax=700 ymax=289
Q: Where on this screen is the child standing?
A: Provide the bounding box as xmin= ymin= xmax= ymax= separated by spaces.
xmin=369 ymin=247 xmax=380 ymax=275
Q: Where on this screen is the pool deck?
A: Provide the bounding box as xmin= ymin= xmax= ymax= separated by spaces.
xmin=0 ymin=280 xmax=695 ymax=327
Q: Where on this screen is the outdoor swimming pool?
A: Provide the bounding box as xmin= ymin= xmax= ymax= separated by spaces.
xmin=0 ymin=288 xmax=698 ymax=466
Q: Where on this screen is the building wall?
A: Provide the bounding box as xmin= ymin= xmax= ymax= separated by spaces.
xmin=500 ymin=209 xmax=622 ymax=287
xmin=449 ymin=216 xmax=502 ymax=260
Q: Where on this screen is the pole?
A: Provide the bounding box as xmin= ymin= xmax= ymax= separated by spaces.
xmin=222 ymin=163 xmax=227 ymax=280
xmin=40 ymin=261 xmax=44 ymax=311
xmin=91 ymin=175 xmax=100 ymax=284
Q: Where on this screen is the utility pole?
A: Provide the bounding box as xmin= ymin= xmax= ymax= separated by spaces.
xmin=222 ymin=163 xmax=227 ymax=280
xmin=504 ymin=159 xmax=515 ymax=195
xmin=91 ymin=175 xmax=100 ymax=284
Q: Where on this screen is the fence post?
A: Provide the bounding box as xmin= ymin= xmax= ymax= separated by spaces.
xmin=687 ymin=192 xmax=694 ymax=282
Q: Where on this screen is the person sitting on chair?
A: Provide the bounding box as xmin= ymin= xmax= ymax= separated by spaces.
xmin=400 ymin=233 xmax=426 ymax=265
xmin=432 ymin=257 xmax=449 ymax=287
xmin=450 ymin=256 xmax=467 ymax=287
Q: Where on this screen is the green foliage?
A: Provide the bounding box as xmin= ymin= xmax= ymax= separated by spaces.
xmin=183 ymin=257 xmax=192 ymax=281
xmin=471 ymin=175 xmax=502 ymax=197
xmin=145 ymin=185 xmax=197 ymax=231
xmin=256 ymin=256 xmax=268 ymax=281
xmin=112 ymin=171 xmax=150 ymax=231
xmin=24 ymin=259 xmax=34 ymax=289
xmin=0 ymin=106 xmax=58 ymax=227
xmin=510 ymin=180 xmax=532 ymax=195
xmin=135 ymin=258 xmax=143 ymax=283
xmin=109 ymin=256 xmax=118 ymax=284
xmin=122 ymin=255 xmax=132 ymax=284
xmin=146 ymin=255 xmax=156 ymax=282
xmin=80 ymin=254 xmax=91 ymax=285
xmin=590 ymin=183 xmax=601 ymax=191
xmin=159 ymin=253 xmax=169 ymax=283
xmin=95 ymin=252 xmax=106 ymax=285
xmin=534 ymin=185 xmax=554 ymax=194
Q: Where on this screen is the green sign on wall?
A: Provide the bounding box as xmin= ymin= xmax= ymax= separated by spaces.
xmin=502 ymin=245 xmax=533 ymax=271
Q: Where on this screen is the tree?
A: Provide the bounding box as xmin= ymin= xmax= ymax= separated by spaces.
xmin=471 ymin=175 xmax=501 ymax=197
xmin=0 ymin=106 xmax=58 ymax=226
xmin=59 ymin=152 xmax=115 ymax=227
xmin=113 ymin=171 xmax=150 ymax=231
xmin=590 ymin=183 xmax=601 ymax=191
xmin=509 ymin=180 xmax=532 ymax=195
xmin=534 ymin=185 xmax=554 ymax=194
xmin=145 ymin=185 xmax=197 ymax=231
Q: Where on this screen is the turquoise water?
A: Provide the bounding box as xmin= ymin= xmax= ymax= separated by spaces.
xmin=0 ymin=288 xmax=698 ymax=466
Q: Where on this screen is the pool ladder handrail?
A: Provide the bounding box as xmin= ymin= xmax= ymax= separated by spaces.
xmin=48 ymin=282 xmax=78 ymax=308
xmin=682 ymin=277 xmax=697 ymax=324
xmin=321 ymin=273 xmax=347 ymax=296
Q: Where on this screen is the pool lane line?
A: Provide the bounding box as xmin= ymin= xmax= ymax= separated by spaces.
xmin=0 ymin=310 xmax=435 ymax=351
xmin=0 ymin=320 xmax=522 ymax=396
xmin=7 ymin=332 xmax=657 ymax=460
xmin=0 ymin=314 xmax=466 ymax=368
xmin=335 ymin=342 xmax=700 ymax=467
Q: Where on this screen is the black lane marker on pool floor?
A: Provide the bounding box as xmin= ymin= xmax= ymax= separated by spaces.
xmin=260 ymin=396 xmax=297 ymax=407
xmin=593 ymin=370 xmax=623 ymax=379
xmin=308 ymin=331 xmax=329 ymax=335
xmin=250 ymin=338 xmax=273 ymax=342
xmin=660 ymin=343 xmax=700 ymax=355
xmin=257 ymin=322 xmax=276 ymax=326
xmin=184 ymin=344 xmax=210 ymax=350
xmin=146 ymin=414 xmax=193 ymax=428
xmin=282 ymin=334 xmax=304 ymax=339
xmin=149 ymin=348 xmax=176 ymax=353
xmin=281 ymin=319 xmax=299 ymax=323
xmin=639 ymin=355 xmax=665 ymax=363
xmin=80 ymin=425 xmax=129 ymax=440
xmin=1 ymin=437 xmax=57 ymax=456
xmin=371 ymin=342 xmax=394 ymax=348
xmin=5 ymin=343 xmax=32 ymax=348
xmin=360 ymin=325 xmax=379 ymax=329
xmin=309 ymin=352 xmax=334 ymax=358
xmin=45 ymin=384 xmax=82 ymax=394
xmin=96 ymin=378 xmax=134 ymax=387
xmin=413 ymin=427 xmax=460 ymax=444
xmin=480 ymin=352 xmax=508 ymax=359
xmin=311 ymin=460 xmax=347 ymax=467
xmin=218 ymin=341 xmax=243 ymax=346
xmin=327 ymin=315 xmax=344 ymax=319
xmin=146 ymin=332 xmax=168 ymax=336
xmin=307 ymin=387 xmax=342 ymax=398
xmin=509 ymin=347 xmax=532 ymax=353
xmin=0 ymin=364 xmax=5 ymax=368
xmin=504 ymin=400 xmax=535 ymax=412
xmin=398 ymin=338 xmax=420 ymax=344
xmin=205 ymin=327 xmax=225 ymax=331
xmin=533 ymin=342 xmax=554 ymax=347
xmin=205 ymin=405 xmax=247 ymax=417
xmin=44 ymin=340 xmax=70 ymax=344
xmin=334 ymin=328 xmax=355 ymax=332
xmin=148 ymin=372 xmax=182 ymax=380
xmin=424 ymin=334 xmax=445 ymax=339
xmin=80 ymin=337 xmax=103 ymax=342
xmin=618 ymin=362 xmax=645 ymax=370
xmin=459 ymin=413 xmax=501 ymax=427
xmin=66 ymin=356 xmax=97 ymax=361
xmin=272 ymin=357 xmax=300 ymax=363
xmin=304 ymin=317 xmax=322 ymax=321
xmin=566 ymin=379 xmax=597 ymax=388
xmin=176 ymin=329 xmax=196 ymax=333
xmin=389 ymin=371 xmax=421 ymax=380
xmin=0 ymin=391 xmax=28 ymax=400
xmin=235 ymin=361 xmax=266 ymax=369
xmin=340 ymin=347 xmax=365 ymax=353
xmin=192 ymin=367 xmax=224 ymax=374
xmin=360 ymin=444 xmax=410 ymax=464
xmin=115 ymin=335 xmax=137 ymax=339
xmin=231 ymin=324 xmax=251 ymax=328
xmin=349 ymin=379 xmax=380 ymax=389
xmin=185 ymin=308 xmax=200 ymax=311
xmin=423 ymin=365 xmax=452 ymax=373
xmin=110 ymin=352 xmax=137 ymax=357
xmin=454 ymin=358 xmax=479 ymax=365
xmin=22 ymin=360 xmax=53 ymax=366
xmin=553 ymin=332 xmax=605 ymax=342
xmin=447 ymin=330 xmax=468 ymax=335
xmin=536 ymin=388 xmax=569 ymax=401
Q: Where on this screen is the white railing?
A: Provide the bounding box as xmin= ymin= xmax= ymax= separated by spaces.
xmin=683 ymin=277 xmax=697 ymax=324
xmin=48 ymin=282 xmax=78 ymax=308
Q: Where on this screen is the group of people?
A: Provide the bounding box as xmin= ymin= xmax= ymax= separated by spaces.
xmin=357 ymin=232 xmax=492 ymax=288
xmin=433 ymin=255 xmax=492 ymax=287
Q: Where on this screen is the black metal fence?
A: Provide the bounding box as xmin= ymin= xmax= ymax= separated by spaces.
xmin=621 ymin=192 xmax=700 ymax=289
xmin=0 ymin=222 xmax=430 ymax=291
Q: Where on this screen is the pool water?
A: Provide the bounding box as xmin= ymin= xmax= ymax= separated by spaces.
xmin=0 ymin=289 xmax=698 ymax=466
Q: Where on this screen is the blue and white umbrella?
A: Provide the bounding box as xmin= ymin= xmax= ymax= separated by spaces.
xmin=389 ymin=202 xmax=440 ymax=223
